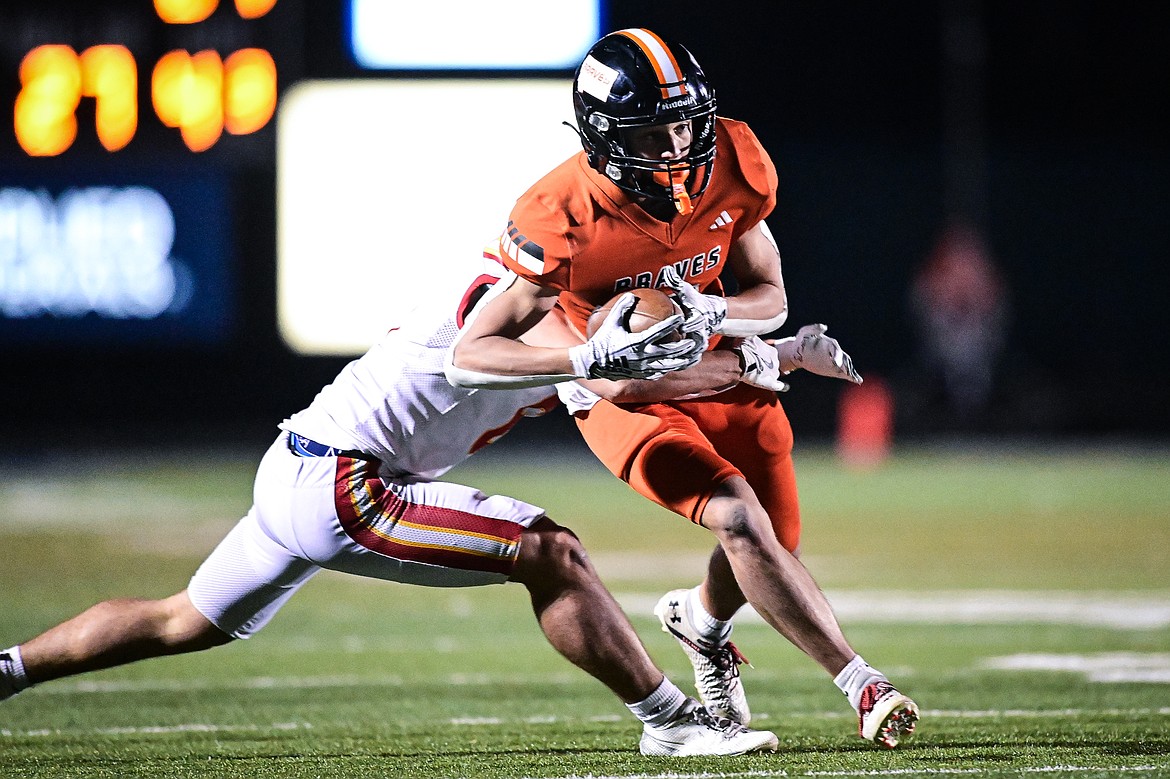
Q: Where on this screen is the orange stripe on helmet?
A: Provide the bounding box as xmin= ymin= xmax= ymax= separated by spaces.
xmin=614 ymin=28 xmax=688 ymax=100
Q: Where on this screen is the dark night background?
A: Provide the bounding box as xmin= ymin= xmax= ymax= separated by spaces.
xmin=1 ymin=0 xmax=1167 ymax=455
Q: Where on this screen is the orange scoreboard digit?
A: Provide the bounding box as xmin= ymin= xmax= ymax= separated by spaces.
xmin=7 ymin=0 xmax=284 ymax=157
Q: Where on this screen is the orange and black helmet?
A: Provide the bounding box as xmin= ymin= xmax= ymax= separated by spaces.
xmin=572 ymin=28 xmax=717 ymax=215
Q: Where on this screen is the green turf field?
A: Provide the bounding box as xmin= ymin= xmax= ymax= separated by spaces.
xmin=1 ymin=443 xmax=1168 ymax=778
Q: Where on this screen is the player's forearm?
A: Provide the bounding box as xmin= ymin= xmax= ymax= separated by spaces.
xmin=581 ymin=349 xmax=742 ymax=403
xmin=722 ymin=282 xmax=788 ymax=337
xmin=446 ymin=337 xmax=578 ymax=389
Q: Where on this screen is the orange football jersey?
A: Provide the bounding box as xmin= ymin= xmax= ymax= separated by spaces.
xmin=499 ymin=117 xmax=778 ymax=336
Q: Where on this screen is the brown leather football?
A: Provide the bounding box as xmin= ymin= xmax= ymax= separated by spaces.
xmin=586 ymin=287 xmax=683 ymax=340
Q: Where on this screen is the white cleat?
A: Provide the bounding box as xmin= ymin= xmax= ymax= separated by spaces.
xmin=654 ymin=589 xmax=751 ymax=724
xmin=640 ymin=700 xmax=778 ymax=756
xmin=858 ymin=681 xmax=919 ymax=748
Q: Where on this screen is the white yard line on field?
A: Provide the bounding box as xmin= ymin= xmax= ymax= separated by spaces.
xmin=522 ymin=773 xmax=791 ymax=779
xmin=2 ymin=722 xmax=311 ymax=738
xmin=981 ymin=652 xmax=1170 ymax=683
xmin=31 ymin=674 xmax=407 ymax=694
xmin=6 ymin=706 xmax=1167 ymax=739
xmin=616 ymin=591 xmax=1170 ymax=630
xmin=29 ymin=648 xmax=1170 ymax=699
xmin=30 ymin=670 xmax=594 ymax=695
xmin=513 ymin=766 xmax=1170 ymax=779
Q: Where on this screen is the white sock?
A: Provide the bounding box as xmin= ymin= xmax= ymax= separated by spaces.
xmin=833 ymin=655 xmax=886 ymax=711
xmin=0 ymin=646 xmax=30 ymax=700
xmin=687 ymin=587 xmax=732 ymax=646
xmin=626 ymin=677 xmax=690 ymax=727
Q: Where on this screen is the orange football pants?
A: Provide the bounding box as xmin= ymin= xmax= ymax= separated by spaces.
xmin=574 ymin=383 xmax=801 ymax=552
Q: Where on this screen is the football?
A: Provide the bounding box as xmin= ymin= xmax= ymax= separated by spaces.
xmin=586 ymin=287 xmax=683 ymax=340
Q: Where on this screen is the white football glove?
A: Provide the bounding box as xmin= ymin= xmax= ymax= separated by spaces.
xmin=773 ymin=323 xmax=862 ymax=384
xmin=736 ymin=335 xmax=790 ymax=392
xmin=662 ymin=266 xmax=727 ymax=342
xmin=568 ymin=292 xmax=704 ymax=380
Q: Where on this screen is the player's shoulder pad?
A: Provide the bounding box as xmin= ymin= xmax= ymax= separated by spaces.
xmin=715 ymin=116 xmax=778 ymax=200
xmin=504 ymin=153 xmax=598 ymax=280
xmin=510 ymin=154 xmax=590 ymax=237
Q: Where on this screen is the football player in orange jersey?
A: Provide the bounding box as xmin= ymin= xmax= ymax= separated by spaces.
xmin=446 ymin=28 xmax=919 ymax=748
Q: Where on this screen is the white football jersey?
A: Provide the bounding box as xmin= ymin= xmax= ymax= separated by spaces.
xmin=280 ymin=272 xmax=557 ymax=480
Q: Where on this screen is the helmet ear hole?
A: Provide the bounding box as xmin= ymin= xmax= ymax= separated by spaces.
xmin=572 ymin=28 xmax=717 ymax=211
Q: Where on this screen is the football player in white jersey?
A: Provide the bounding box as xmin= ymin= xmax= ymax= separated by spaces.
xmin=0 ymin=253 xmax=780 ymax=757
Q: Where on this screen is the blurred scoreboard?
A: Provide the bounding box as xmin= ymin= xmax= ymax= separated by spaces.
xmin=0 ymin=0 xmax=295 ymax=345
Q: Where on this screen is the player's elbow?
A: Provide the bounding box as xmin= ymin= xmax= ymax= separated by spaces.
xmin=443 ymin=343 xmax=485 ymax=388
xmin=770 ymin=294 xmax=789 ymax=331
xmin=443 ymin=364 xmax=476 ymax=389
xmin=722 ymin=290 xmax=788 ymax=337
xmin=758 ymin=283 xmax=789 ymax=329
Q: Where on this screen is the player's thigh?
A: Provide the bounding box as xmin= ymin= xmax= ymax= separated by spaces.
xmin=576 ymin=399 xmax=740 ymax=524
xmin=187 ymin=505 xmax=321 ymax=640
xmin=188 ymin=433 xmax=340 ymax=639
xmin=325 ymin=459 xmax=547 ymax=587
xmin=253 ymin=432 xmax=549 ymax=587
xmin=697 ymin=384 xmax=801 ymax=552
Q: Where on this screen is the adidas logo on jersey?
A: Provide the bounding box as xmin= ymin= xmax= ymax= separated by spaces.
xmin=709 ymin=210 xmax=733 ymax=231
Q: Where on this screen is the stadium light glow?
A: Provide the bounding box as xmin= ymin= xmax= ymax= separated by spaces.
xmin=349 ymin=0 xmax=599 ymax=70
xmin=276 ymin=79 xmax=579 ymax=355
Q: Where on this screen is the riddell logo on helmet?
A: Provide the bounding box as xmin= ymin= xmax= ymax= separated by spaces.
xmin=659 ymin=96 xmax=696 ymax=110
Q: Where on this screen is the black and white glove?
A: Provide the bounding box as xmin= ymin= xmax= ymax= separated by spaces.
xmin=774 ymin=323 xmax=862 ymax=383
xmin=568 ymin=293 xmax=704 ymax=380
xmin=662 ymin=266 xmax=727 ymax=343
xmin=736 ymin=336 xmax=790 ymax=392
